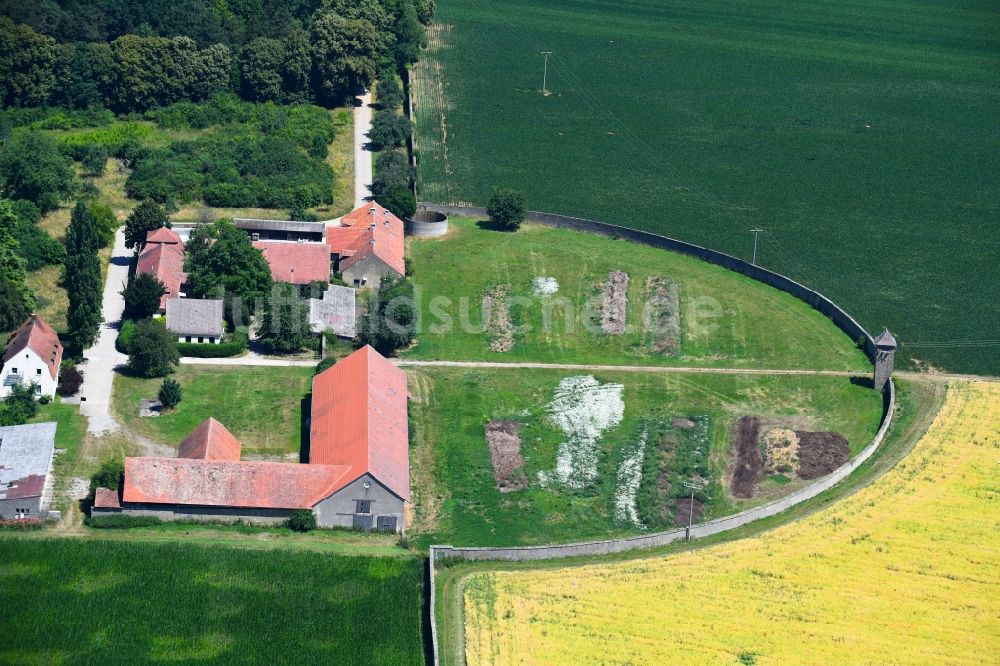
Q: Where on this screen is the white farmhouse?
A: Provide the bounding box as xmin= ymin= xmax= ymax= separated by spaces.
xmin=1 ymin=315 xmax=63 ymax=399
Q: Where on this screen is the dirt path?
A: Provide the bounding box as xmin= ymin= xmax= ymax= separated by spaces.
xmin=393 ymin=359 xmax=861 ymax=376
xmin=354 ymin=91 xmax=374 ymax=207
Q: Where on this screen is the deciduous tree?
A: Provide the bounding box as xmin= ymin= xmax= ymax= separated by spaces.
xmin=487 ymin=187 xmax=527 ymax=232
xmin=256 ymin=281 xmax=311 ymax=354
xmin=185 ymin=219 xmax=272 ymax=319
xmin=0 ymin=131 xmax=74 ymax=213
xmin=127 ymin=319 xmax=179 ymax=378
xmin=123 ymin=200 xmax=169 ymax=250
xmin=310 ymin=12 xmax=386 ymax=105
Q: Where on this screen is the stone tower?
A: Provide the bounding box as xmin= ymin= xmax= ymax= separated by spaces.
xmin=873 ymin=329 xmax=897 ymax=392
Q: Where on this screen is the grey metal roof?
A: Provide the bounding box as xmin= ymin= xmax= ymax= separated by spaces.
xmin=0 ymin=421 xmax=56 ymax=501
xmin=874 ymin=329 xmax=898 ymax=348
xmin=234 ymin=218 xmax=327 ymax=234
xmin=309 ymin=285 xmax=356 ymax=338
xmin=165 ymin=299 xmax=225 ymax=337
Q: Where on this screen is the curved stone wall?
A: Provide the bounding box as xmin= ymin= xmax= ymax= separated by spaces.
xmin=406 ymin=209 xmax=449 ymax=238
xmin=423 ymin=202 xmax=896 ymax=663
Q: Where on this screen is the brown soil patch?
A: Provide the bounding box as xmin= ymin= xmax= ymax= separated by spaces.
xmin=729 ymin=415 xmax=763 ymax=498
xmin=644 ymin=275 xmax=680 ymax=354
xmin=485 ymin=419 xmax=528 ymax=492
xmin=673 ymin=498 xmax=704 ymax=527
xmin=672 ymin=418 xmax=695 ymax=429
xmin=483 ymin=284 xmax=515 ymax=352
xmin=601 ymin=270 xmax=629 ymax=334
xmin=795 ymin=431 xmax=850 ymax=479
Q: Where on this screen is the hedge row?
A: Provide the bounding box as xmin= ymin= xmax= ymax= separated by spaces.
xmin=85 ymin=514 xmax=163 ymax=529
xmin=176 ymin=329 xmax=248 ymax=358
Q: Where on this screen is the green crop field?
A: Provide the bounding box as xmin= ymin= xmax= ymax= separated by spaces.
xmin=407 ymin=367 xmax=883 ymax=549
xmin=112 ymin=366 xmax=313 ymax=457
xmin=413 ymin=0 xmax=1000 ymax=376
xmin=405 ymin=217 xmax=869 ymax=370
xmin=0 ymin=539 xmax=424 ymax=665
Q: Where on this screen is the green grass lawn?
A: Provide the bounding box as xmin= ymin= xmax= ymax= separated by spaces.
xmin=0 ymin=538 xmax=424 ymax=665
xmin=112 ymin=365 xmax=313 ymax=458
xmin=414 ymin=0 xmax=1000 ymax=376
xmin=405 ymin=217 xmax=869 ymax=370
xmin=407 ymin=367 xmax=884 ymax=549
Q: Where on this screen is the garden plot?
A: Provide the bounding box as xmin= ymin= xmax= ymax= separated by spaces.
xmin=729 ymin=415 xmax=764 ymax=498
xmin=537 ymin=375 xmax=624 ymax=490
xmin=485 ymin=419 xmax=527 ymax=493
xmin=612 ymin=428 xmax=648 ymax=527
xmin=635 ymin=416 xmax=714 ymax=529
xmin=601 ymin=271 xmax=630 ymax=335
xmin=483 ymin=284 xmax=514 ymax=352
xmin=795 ymin=431 xmax=850 ymax=479
xmin=644 ymin=276 xmax=680 ymax=355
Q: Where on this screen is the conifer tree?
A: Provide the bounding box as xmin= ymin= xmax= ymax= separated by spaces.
xmin=65 ymin=201 xmax=103 ymax=353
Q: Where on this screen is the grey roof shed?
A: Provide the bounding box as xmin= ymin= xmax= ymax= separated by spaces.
xmin=0 ymin=422 xmax=56 ymax=502
xmin=166 ymin=299 xmax=225 ymax=337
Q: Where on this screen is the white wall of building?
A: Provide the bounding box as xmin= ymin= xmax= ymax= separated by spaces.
xmin=0 ymin=348 xmax=59 ymax=399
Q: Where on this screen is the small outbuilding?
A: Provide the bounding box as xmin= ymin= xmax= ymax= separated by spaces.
xmin=308 ymin=285 xmax=357 ymax=338
xmin=165 ymin=298 xmax=224 ymax=344
xmin=0 ymin=421 xmax=57 ymax=520
xmin=1 ymin=315 xmax=63 ymax=399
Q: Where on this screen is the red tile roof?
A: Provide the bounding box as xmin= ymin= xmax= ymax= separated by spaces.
xmin=145 ymin=226 xmax=182 ymax=245
xmin=177 ymin=418 xmax=241 ymax=461
xmin=123 ymin=457 xmax=354 ymax=510
xmin=332 ymin=201 xmax=406 ymax=276
xmin=253 ymin=241 xmax=331 ymax=285
xmin=310 ymin=345 xmax=410 ymax=501
xmin=3 ymin=315 xmax=62 ymax=380
xmin=137 ymin=241 xmax=186 ymax=310
xmin=94 ymin=487 xmax=121 ymax=509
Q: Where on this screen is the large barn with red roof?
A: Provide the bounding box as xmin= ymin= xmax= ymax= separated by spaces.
xmin=93 ymin=346 xmax=410 ymax=532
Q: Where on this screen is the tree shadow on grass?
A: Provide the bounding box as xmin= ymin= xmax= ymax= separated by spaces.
xmin=475 ymin=218 xmax=514 ymax=232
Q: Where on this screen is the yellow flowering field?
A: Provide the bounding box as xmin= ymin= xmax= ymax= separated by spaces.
xmin=464 ymin=381 xmax=1000 ymax=665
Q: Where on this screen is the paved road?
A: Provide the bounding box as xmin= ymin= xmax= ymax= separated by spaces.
xmin=354 ymin=91 xmax=374 ymax=207
xmin=78 ymin=227 xmax=130 ymax=434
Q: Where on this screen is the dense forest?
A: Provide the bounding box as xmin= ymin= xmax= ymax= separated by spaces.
xmin=0 ymin=0 xmax=432 ymax=109
xmin=0 ymin=0 xmax=431 ymax=342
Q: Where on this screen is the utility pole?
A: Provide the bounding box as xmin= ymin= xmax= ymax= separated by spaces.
xmin=682 ymin=478 xmax=705 ymax=541
xmin=540 ymin=51 xmax=553 ymax=95
xmin=750 ymin=228 xmax=764 ymax=265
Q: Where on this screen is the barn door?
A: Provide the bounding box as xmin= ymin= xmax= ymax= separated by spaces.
xmin=376 ymin=516 xmax=397 ymax=533
xmin=352 ymin=514 xmax=373 ymax=530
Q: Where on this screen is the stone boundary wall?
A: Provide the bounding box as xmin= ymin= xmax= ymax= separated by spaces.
xmin=420 ymin=203 xmax=879 ymax=360
xmin=425 ymin=202 xmax=897 ymax=664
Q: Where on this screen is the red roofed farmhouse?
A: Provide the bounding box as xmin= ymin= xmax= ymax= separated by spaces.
xmin=329 ymin=201 xmax=405 ymax=289
xmin=136 ymin=227 xmax=186 ymax=312
xmin=1 ymin=315 xmax=62 ymax=399
xmin=93 ymin=346 xmax=410 ymax=532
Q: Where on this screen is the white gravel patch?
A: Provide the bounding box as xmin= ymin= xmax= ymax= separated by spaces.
xmin=613 ymin=428 xmax=648 ymax=527
xmin=538 ymin=375 xmax=625 ymax=490
xmin=532 ymin=277 xmax=559 ymax=295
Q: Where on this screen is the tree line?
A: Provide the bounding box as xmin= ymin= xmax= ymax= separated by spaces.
xmin=0 ymin=0 xmax=432 ymax=112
